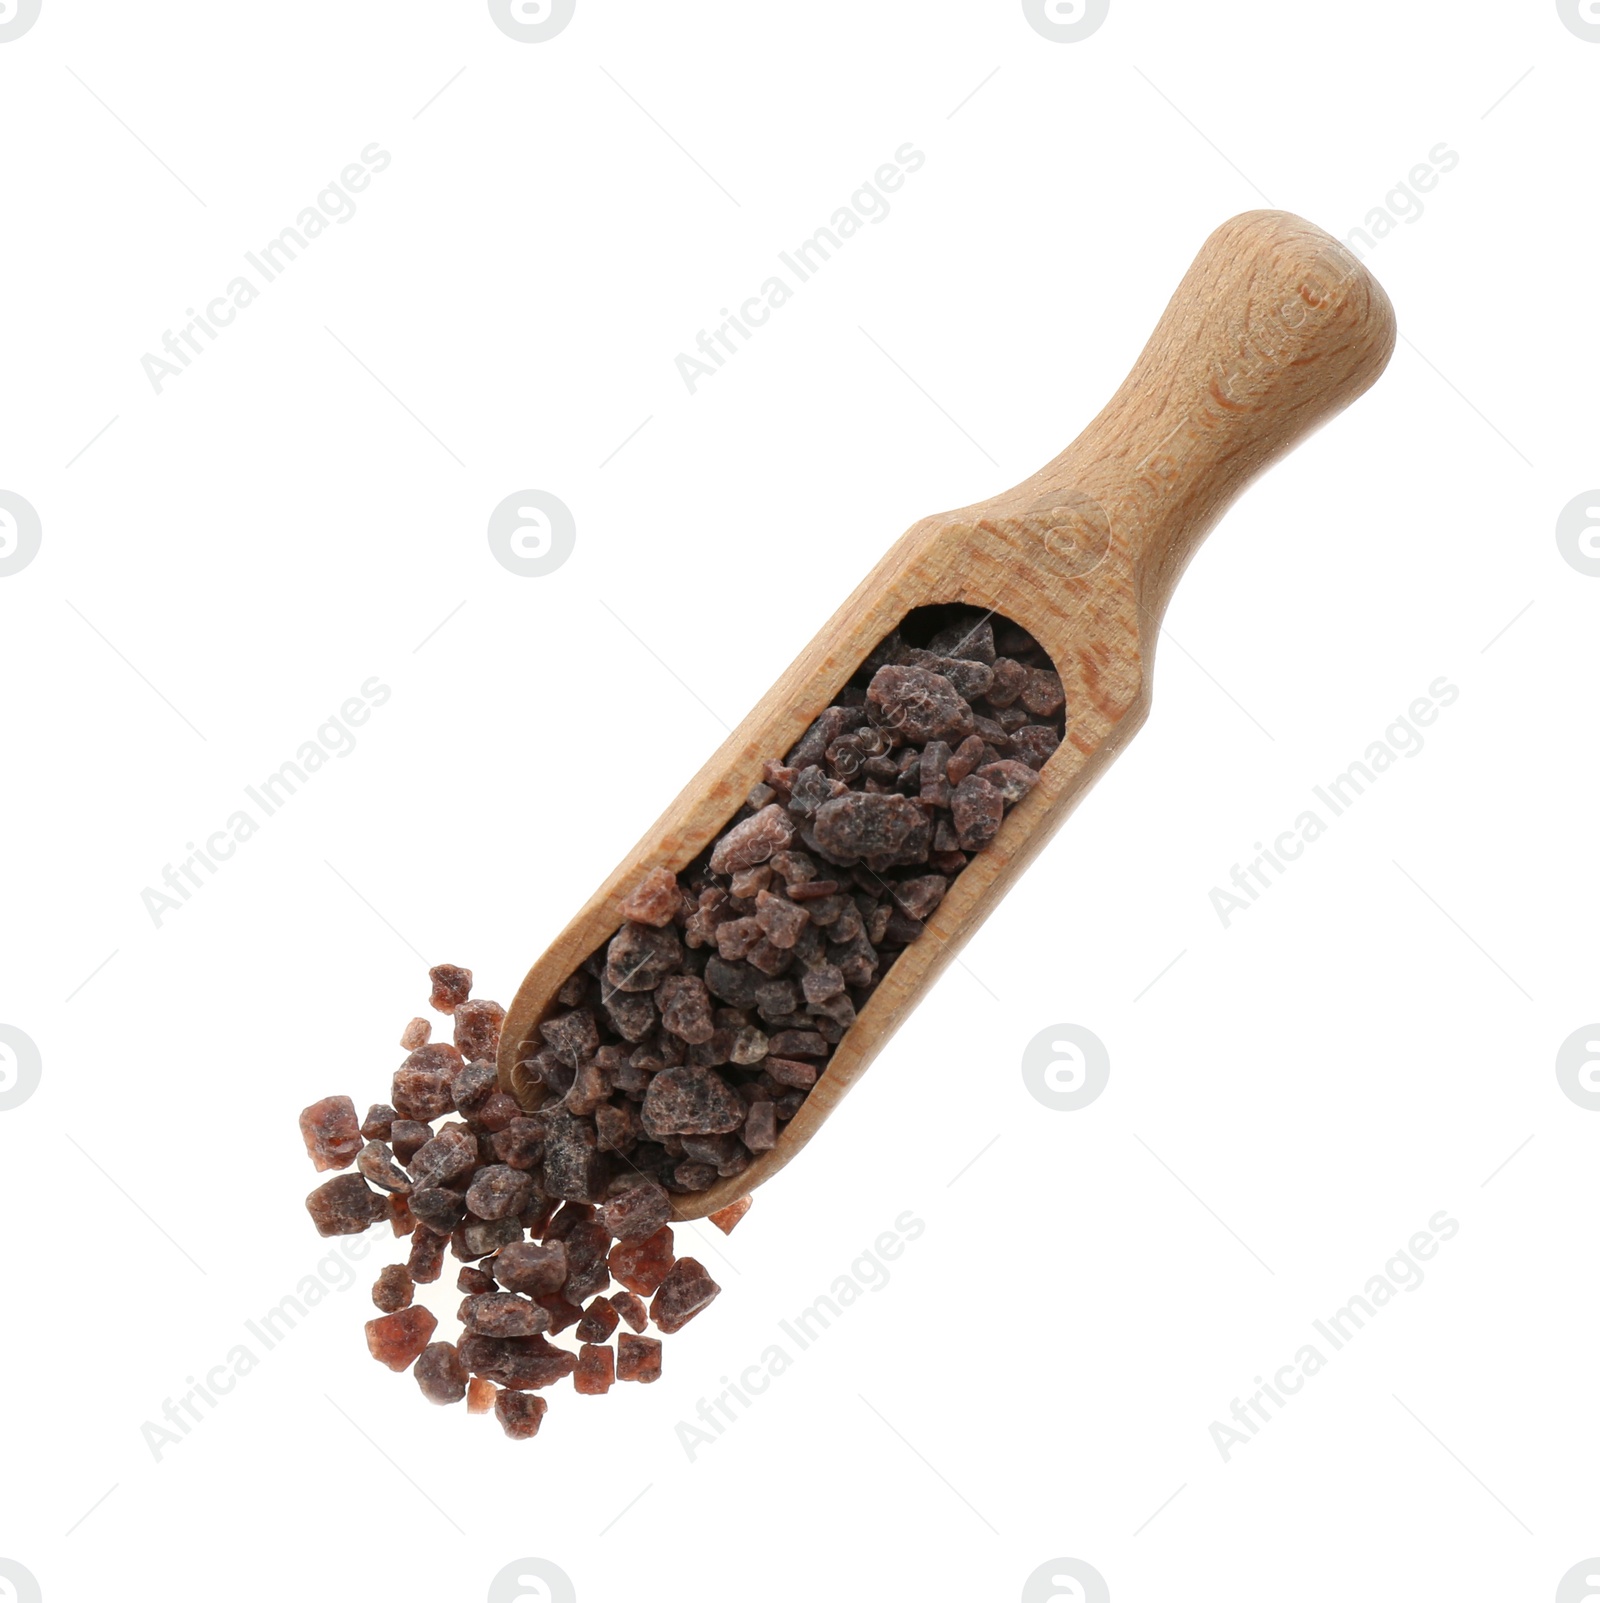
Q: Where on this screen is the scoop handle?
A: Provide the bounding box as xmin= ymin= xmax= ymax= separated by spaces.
xmin=991 ymin=210 xmax=1396 ymax=617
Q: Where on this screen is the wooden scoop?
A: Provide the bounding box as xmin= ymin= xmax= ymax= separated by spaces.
xmin=498 ymin=209 xmax=1395 ymax=1220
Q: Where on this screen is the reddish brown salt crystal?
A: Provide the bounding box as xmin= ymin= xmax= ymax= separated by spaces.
xmin=462 ymin=1333 xmax=578 ymax=1392
xmin=557 ymin=972 xmax=590 ymax=1007
xmin=306 ymin=1173 xmax=384 ymax=1236
xmin=408 ymin=1126 xmax=478 ymax=1190
xmin=595 ymin=1102 xmax=641 ymax=1153
xmin=673 ymin=1160 xmax=717 ymax=1190
xmin=618 ymin=864 xmax=683 ymax=927
xmin=774 ymin=1091 xmax=806 ymax=1120
xmin=892 ymin=874 xmax=948 ymax=920
xmin=768 ymin=1028 xmax=826 ymax=1057
xmin=453 ymin=997 xmax=505 ymax=1062
xmin=400 ymin=1017 xmax=431 ymax=1051
xmin=743 ymin=1100 xmax=778 ymax=1151
xmin=616 ymin=1333 xmax=663 ymax=1383
xmin=1009 ymin=724 xmax=1061 ymax=768
xmin=457 ymin=1264 xmax=496 ymax=1295
xmin=466 ymin=1164 xmax=534 ymax=1221
xmin=562 ymin=1219 xmax=614 ymax=1303
xmin=387 ymin=1192 xmax=416 ymax=1238
xmin=544 ymin=1201 xmax=596 ymax=1243
xmin=598 ymin=1178 xmax=673 ymax=1242
xmin=357 ymin=1141 xmax=412 ymax=1194
xmin=656 ymin=974 xmax=715 ymax=1044
xmin=754 ymin=890 xmax=809 ymax=949
xmin=985 ymin=656 xmax=1028 ymax=707
xmin=493 ymin=1239 xmax=567 ymax=1295
xmin=466 ymin=1375 xmax=497 ymax=1414
xmin=575 ymin=1296 xmax=620 ymax=1344
xmin=746 ymin=781 xmax=777 ymax=811
xmin=727 ymin=1024 xmax=769 ymax=1065
xmin=641 ymin=1064 xmax=745 ymax=1138
xmin=812 ymin=792 xmax=931 ymax=866
xmin=714 ymin=916 xmax=764 ymax=962
xmin=608 ymin=1225 xmax=675 ymax=1295
xmin=406 ymin=1225 xmax=448 ymax=1282
xmin=946 ymin=734 xmax=987 ymax=786
xmin=866 ymin=664 xmax=973 ymax=744
xmin=299 ymin=1096 xmax=363 ymax=1173
xmin=787 ymin=765 xmax=848 ymax=820
xmin=930 ymin=848 xmax=967 ymax=873
xmin=371 ymin=1263 xmax=414 ymax=1313
xmin=474 ymin=1091 xmax=521 ymax=1133
xmin=495 ymin=1390 xmax=548 ymax=1439
xmin=461 ymin=1292 xmax=552 ymax=1338
xmin=605 ymin=922 xmax=683 ymax=992
xmin=743 ymin=937 xmax=794 ymax=977
xmin=729 ymin=863 xmax=772 ymax=899
xmin=650 ymin=1256 xmax=721 ymax=1333
xmin=1019 ymin=666 xmax=1066 ymax=717
xmin=491 ymin=1117 xmax=544 ymax=1170
xmin=389 ymin=1120 xmax=432 ymax=1165
xmin=365 ymin=1304 xmax=437 ymax=1371
xmin=361 ymin=1103 xmax=399 ymax=1142
xmin=392 ymin=1043 xmax=464 ymax=1122
xmin=951 ymin=774 xmax=1005 ymax=849
xmin=541 ymin=1112 xmax=608 ymax=1203
xmin=928 ymin=615 xmax=996 ymax=663
xmin=574 ymin=1343 xmax=616 ymax=1396
xmin=764 ymin=1056 xmax=819 ymax=1089
xmin=428 ymin=964 xmax=473 ymax=1014
xmin=709 ymin=1195 xmax=753 ymax=1235
xmin=976 ymin=759 xmax=1040 ymax=804
xmin=534 ymin=1293 xmax=586 ymax=1334
xmin=709 ymin=804 xmax=794 ymax=876
xmin=457 ymin=1218 xmax=523 ymax=1259
xmin=609 ymin=1290 xmax=648 ymax=1332
xmin=414 ymin=1341 xmax=468 ymax=1405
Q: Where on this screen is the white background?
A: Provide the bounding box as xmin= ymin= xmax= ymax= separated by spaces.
xmin=2 ymin=2 xmax=1596 ymax=1600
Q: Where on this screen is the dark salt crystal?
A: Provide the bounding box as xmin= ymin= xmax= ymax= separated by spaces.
xmin=786 ymin=765 xmax=846 ymax=819
xmin=709 ymin=804 xmax=794 ymax=876
xmin=563 ymin=1220 xmax=615 ymax=1305
xmin=410 ymin=1186 xmax=468 ymax=1231
xmin=460 ymin=1292 xmax=552 ymax=1338
xmin=428 ymin=964 xmax=473 ymax=1014
xmin=812 ymin=792 xmax=931 ymax=866
xmin=459 ymin=1331 xmax=577 ymax=1391
xmin=743 ymin=1100 xmax=778 ymax=1151
xmin=371 ymin=1263 xmax=414 ymax=1313
xmin=357 ymin=1141 xmax=412 ymax=1194
xmin=617 ymin=1333 xmax=663 ymax=1383
xmin=673 ymin=1160 xmax=718 ymax=1190
xmin=388 ymin=1193 xmax=415 ymax=1237
xmin=610 ymin=1290 xmax=649 ymax=1332
xmin=540 ymin=1008 xmax=599 ymax=1065
xmin=765 ymin=1057 xmax=819 ymax=1089
xmin=544 ymin=1201 xmax=596 ymax=1243
xmin=892 ymin=874 xmax=948 ymax=920
xmin=457 ymin=1264 xmax=496 ymax=1295
xmin=406 ymin=1225 xmax=448 ymax=1283
xmin=951 ymin=774 xmax=1005 ymax=849
xmin=606 ymin=922 xmax=683 ymax=992
xmin=714 ymin=916 xmax=764 ymax=962
xmin=656 ymin=974 xmax=715 ymax=1044
xmin=1009 ymin=724 xmax=1061 ymax=768
xmin=306 ymin=1173 xmax=384 ymax=1237
xmin=641 ymin=1064 xmax=745 ymax=1137
xmin=768 ymin=1029 xmax=826 ymax=1057
xmin=542 ymin=1111 xmax=608 ymax=1202
xmin=575 ymin=1296 xmax=620 ymax=1344
xmin=976 ymin=759 xmax=1040 ymax=804
xmin=927 ymin=615 xmax=996 ymax=663
xmin=986 ymin=657 xmax=1029 ymax=707
xmin=946 ymin=734 xmax=987 ymax=786
xmin=408 ymin=1126 xmax=478 ymax=1190
xmin=1020 ymin=666 xmax=1066 ymax=717
xmin=605 ymin=988 xmax=658 ymax=1042
xmin=474 ymin=1091 xmax=522 ymax=1134
xmin=650 ymin=1256 xmax=721 ymax=1334
xmin=534 ymin=1293 xmax=586 ymax=1334
xmin=494 ymin=1390 xmax=548 ymax=1439
xmin=574 ymin=1343 xmax=615 ymax=1396
xmin=866 ymin=664 xmax=974 ymax=744
xmin=599 ymin=1178 xmax=673 ymax=1242
xmin=490 ymin=1117 xmax=544 ymax=1170
xmin=360 ymin=1103 xmax=398 ymax=1141
xmin=466 ymin=1164 xmax=534 ymax=1221
xmin=787 ymin=706 xmax=850 ymax=770
xmin=450 ymin=1062 xmax=497 ymax=1116
xmin=414 ymin=1341 xmax=468 ymax=1405
xmin=299 ymin=1096 xmax=363 ymax=1172
xmin=493 ymin=1239 xmax=567 ymax=1295
xmin=457 ymin=1218 xmax=523 ymax=1259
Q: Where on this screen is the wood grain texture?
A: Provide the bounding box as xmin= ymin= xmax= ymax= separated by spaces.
xmin=497 ymin=209 xmax=1396 ymax=1220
